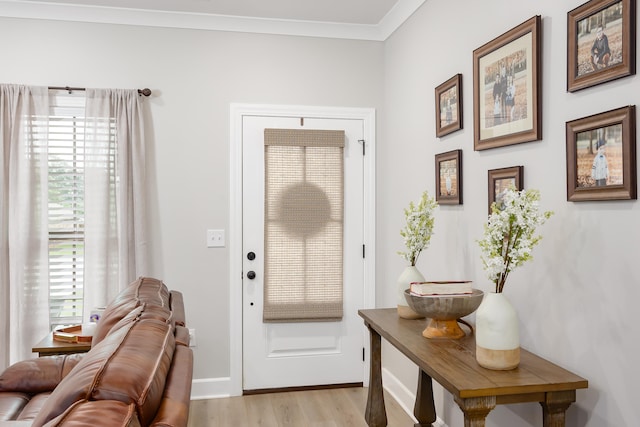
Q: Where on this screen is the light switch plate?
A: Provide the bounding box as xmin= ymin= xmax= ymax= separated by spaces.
xmin=207 ymin=229 xmax=225 ymax=247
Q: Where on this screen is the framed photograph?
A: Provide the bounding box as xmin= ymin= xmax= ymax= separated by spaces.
xmin=567 ymin=0 xmax=636 ymax=92
xmin=487 ymin=166 xmax=524 ymax=214
xmin=473 ymin=16 xmax=542 ymax=151
xmin=566 ymin=105 xmax=636 ymax=201
xmin=435 ymin=149 xmax=462 ymax=205
xmin=435 ymin=74 xmax=463 ymax=137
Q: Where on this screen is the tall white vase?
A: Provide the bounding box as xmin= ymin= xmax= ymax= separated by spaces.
xmin=475 ymin=292 xmax=520 ymax=370
xmin=397 ymin=266 xmax=425 ymax=319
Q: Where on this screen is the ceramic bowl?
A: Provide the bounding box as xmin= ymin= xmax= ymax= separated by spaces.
xmin=403 ymin=289 xmax=484 ymax=339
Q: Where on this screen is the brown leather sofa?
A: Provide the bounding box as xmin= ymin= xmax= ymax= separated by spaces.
xmin=0 ymin=277 xmax=193 ymax=426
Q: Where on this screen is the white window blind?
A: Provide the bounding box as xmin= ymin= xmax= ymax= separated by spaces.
xmin=47 ymin=93 xmax=86 ymax=329
xmin=45 ymin=92 xmax=116 ymax=330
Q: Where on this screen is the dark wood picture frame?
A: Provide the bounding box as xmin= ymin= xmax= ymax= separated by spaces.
xmin=435 ymin=74 xmax=463 ymax=137
xmin=435 ymin=149 xmax=462 ymax=205
xmin=487 ymin=166 xmax=524 ymax=214
xmin=566 ymin=105 xmax=636 ymax=201
xmin=473 ymin=16 xmax=542 ymax=151
xmin=567 ymin=0 xmax=636 ymax=92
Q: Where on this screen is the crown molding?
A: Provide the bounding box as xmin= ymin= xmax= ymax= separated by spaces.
xmin=0 ymin=0 xmax=425 ymax=41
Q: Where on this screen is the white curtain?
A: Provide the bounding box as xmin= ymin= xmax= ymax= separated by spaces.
xmin=0 ymin=86 xmax=148 ymax=368
xmin=82 ymin=89 xmax=148 ymax=321
xmin=0 ymin=85 xmax=51 ymax=368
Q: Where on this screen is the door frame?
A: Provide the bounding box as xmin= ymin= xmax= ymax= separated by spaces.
xmin=229 ymin=103 xmax=376 ymax=396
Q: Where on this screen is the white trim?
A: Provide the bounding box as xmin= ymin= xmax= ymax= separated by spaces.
xmin=229 ymin=103 xmax=376 ymax=396
xmin=382 ymin=367 xmax=448 ymax=427
xmin=0 ymin=0 xmax=425 ymax=41
xmin=190 ymin=377 xmax=232 ymax=400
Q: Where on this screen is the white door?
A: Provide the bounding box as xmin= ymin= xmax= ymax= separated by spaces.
xmin=242 ymin=115 xmax=365 ymax=391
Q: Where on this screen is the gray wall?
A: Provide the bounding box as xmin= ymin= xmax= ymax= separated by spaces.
xmin=380 ymin=0 xmax=638 ymax=426
xmin=1 ymin=0 xmax=638 ymax=423
xmin=0 ymin=16 xmax=384 ymax=391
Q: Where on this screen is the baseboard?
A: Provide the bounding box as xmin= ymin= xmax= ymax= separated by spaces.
xmin=190 ymin=377 xmax=232 ymax=400
xmin=381 ymin=367 xmax=448 ymax=427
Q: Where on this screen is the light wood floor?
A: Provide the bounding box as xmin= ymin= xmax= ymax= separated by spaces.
xmin=187 ymin=387 xmax=415 ymax=426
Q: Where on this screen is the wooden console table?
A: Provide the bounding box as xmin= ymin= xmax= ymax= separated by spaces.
xmin=359 ymin=308 xmax=588 ymax=427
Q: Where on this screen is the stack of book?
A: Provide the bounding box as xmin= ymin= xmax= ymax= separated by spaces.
xmin=409 ymin=281 xmax=473 ymax=296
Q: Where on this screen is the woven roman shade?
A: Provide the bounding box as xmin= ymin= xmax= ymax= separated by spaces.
xmin=263 ymin=129 xmax=345 ymax=322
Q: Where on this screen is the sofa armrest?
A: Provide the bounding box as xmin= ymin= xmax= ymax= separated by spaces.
xmin=150 ymin=345 xmax=193 ymax=427
xmin=0 ymin=354 xmax=85 ymax=394
xmin=169 ymin=292 xmax=186 ymax=327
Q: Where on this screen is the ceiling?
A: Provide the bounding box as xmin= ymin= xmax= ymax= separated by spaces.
xmin=0 ymin=0 xmax=426 ymax=40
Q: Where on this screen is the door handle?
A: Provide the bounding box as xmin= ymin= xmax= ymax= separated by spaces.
xmin=246 ymin=271 xmax=256 ymax=280
xmin=247 ymin=252 xmax=256 ymax=260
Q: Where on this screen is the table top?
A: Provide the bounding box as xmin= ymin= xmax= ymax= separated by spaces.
xmin=359 ymin=308 xmax=588 ymax=400
xmin=32 ymin=332 xmax=92 ymax=355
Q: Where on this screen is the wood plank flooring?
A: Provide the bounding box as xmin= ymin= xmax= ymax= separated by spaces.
xmin=188 ymin=387 xmax=415 ymax=426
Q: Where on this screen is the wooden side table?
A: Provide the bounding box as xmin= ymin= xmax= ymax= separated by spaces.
xmin=32 ymin=332 xmax=92 ymax=357
xmin=359 ymin=308 xmax=588 ymax=427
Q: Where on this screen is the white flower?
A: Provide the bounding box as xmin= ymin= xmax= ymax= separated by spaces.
xmin=398 ymin=191 xmax=438 ymax=266
xmin=477 ymin=188 xmax=553 ymax=293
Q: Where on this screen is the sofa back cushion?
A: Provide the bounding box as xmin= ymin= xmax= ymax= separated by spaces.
xmin=32 ymin=311 xmax=175 ymax=427
xmin=92 ymin=277 xmax=171 ymax=346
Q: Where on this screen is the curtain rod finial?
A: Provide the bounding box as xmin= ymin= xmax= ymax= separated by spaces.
xmin=138 ymin=88 xmax=152 ymax=97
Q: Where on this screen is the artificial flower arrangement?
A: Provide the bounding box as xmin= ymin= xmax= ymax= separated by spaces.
xmin=398 ymin=191 xmax=438 ymax=266
xmin=477 ymin=187 xmax=553 ymax=293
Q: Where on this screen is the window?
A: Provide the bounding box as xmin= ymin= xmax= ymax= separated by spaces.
xmin=44 ymin=92 xmax=118 ymax=330
xmin=47 ymin=92 xmax=86 ymax=330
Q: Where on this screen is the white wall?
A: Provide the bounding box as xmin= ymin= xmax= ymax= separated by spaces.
xmin=381 ymin=0 xmax=639 ymax=426
xmin=0 ymin=17 xmax=384 ymax=393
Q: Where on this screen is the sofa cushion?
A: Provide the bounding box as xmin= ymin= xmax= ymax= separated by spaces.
xmin=0 ymin=392 xmax=29 ymax=421
xmin=92 ymin=277 xmax=170 ymax=346
xmin=42 ymin=400 xmax=141 ymax=427
xmin=16 ymin=392 xmax=51 ymax=421
xmin=0 ymin=354 xmax=85 ymax=394
xmin=32 ymin=312 xmax=175 ymax=427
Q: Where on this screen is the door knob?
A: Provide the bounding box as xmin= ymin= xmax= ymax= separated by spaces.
xmin=247 ymin=271 xmax=256 ymax=280
xmin=247 ymin=252 xmax=256 ymax=260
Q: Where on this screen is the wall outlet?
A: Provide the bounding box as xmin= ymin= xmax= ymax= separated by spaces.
xmin=206 ymin=229 xmax=225 ymax=247
xmin=188 ymin=328 xmax=196 ymax=347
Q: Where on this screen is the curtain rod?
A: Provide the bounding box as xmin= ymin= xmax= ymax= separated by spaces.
xmin=48 ymin=86 xmax=152 ymax=97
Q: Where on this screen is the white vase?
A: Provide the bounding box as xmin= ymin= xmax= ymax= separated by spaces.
xmin=397 ymin=266 xmax=425 ymax=319
xmin=475 ymin=292 xmax=520 ymax=370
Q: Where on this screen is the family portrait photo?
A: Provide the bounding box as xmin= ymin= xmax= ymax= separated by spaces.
xmin=435 ymin=74 xmax=462 ymax=137
xmin=440 ymin=86 xmax=458 ymax=129
xmin=435 ymin=149 xmax=462 ymax=204
xmin=575 ymin=2 xmax=624 ymax=78
xmin=566 ymin=106 xmax=636 ymax=201
xmin=575 ymin=124 xmax=623 ymax=187
xmin=567 ymin=0 xmax=635 ymax=92
xmin=474 ymin=16 xmax=541 ymax=150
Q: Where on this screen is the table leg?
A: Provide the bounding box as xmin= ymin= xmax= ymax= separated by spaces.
xmin=454 ymin=396 xmax=496 ymax=427
xmin=414 ymin=369 xmax=436 ymax=427
xmin=364 ymin=323 xmax=387 ymax=427
xmin=540 ymin=390 xmax=575 ymax=427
